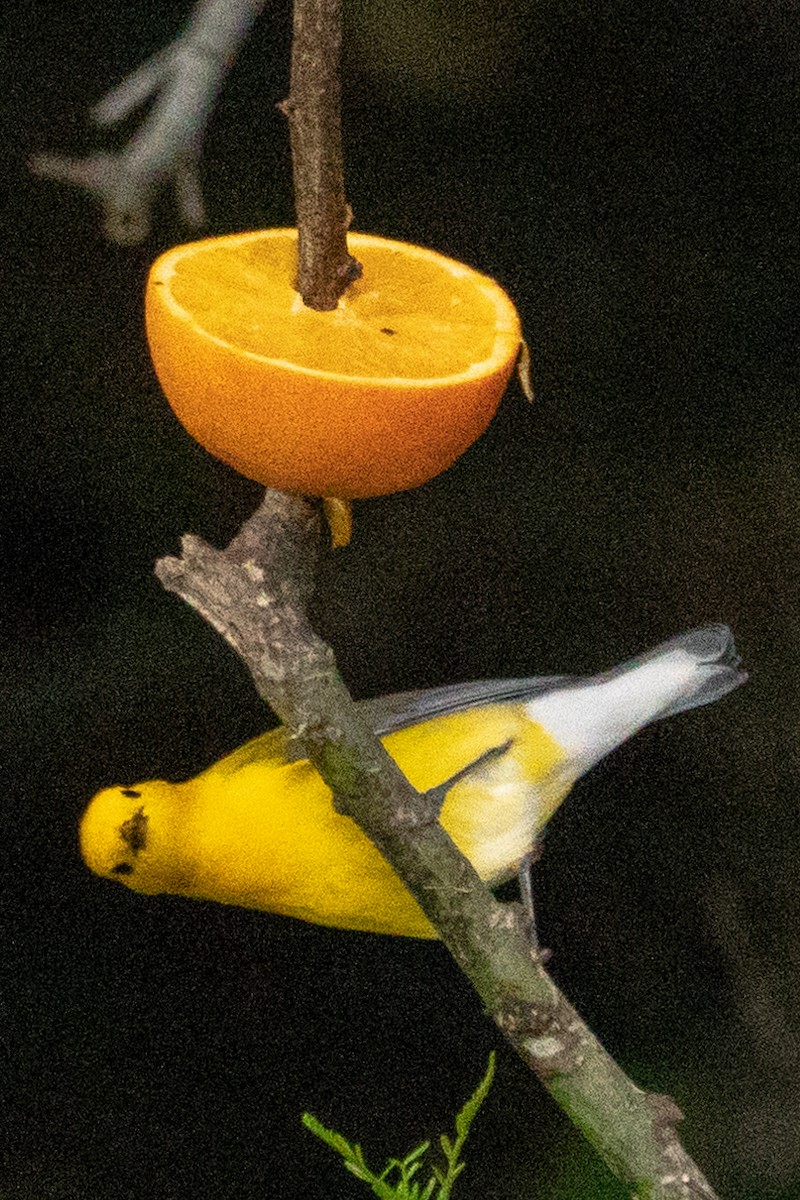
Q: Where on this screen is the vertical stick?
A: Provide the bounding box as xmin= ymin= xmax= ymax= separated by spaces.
xmin=279 ymin=0 xmax=362 ymax=310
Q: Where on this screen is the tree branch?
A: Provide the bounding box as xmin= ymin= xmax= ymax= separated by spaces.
xmin=277 ymin=0 xmax=362 ymax=308
xmin=155 ymin=490 xmax=722 ymax=1200
xmin=30 ymin=0 xmax=266 ymax=243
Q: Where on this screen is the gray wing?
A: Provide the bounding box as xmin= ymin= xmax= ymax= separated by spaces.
xmin=356 ymin=676 xmax=572 ymax=736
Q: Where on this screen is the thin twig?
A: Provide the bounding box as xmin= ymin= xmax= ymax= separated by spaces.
xmin=278 ymin=0 xmax=362 ymax=308
xmin=155 ymin=491 xmax=722 ymax=1200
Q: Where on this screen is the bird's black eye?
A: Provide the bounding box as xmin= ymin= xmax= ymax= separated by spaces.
xmin=111 ymin=862 xmax=134 ymax=875
xmin=121 ymin=788 xmax=141 ymax=799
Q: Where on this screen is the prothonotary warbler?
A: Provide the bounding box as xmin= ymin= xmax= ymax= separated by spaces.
xmin=79 ymin=625 xmax=745 ymax=937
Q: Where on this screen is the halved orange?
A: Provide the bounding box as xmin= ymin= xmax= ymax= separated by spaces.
xmin=145 ymin=229 xmax=523 ymax=499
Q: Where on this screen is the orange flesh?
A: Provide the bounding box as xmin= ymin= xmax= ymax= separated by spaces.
xmin=165 ymin=235 xmax=513 ymax=378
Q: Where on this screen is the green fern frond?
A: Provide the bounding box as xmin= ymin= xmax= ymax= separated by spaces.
xmin=302 ymin=1051 xmax=495 ymax=1199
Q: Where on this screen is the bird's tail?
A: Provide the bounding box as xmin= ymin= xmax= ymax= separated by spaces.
xmin=524 ymin=624 xmax=746 ymax=777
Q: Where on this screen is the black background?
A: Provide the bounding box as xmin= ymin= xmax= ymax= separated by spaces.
xmin=2 ymin=1 xmax=799 ymax=1196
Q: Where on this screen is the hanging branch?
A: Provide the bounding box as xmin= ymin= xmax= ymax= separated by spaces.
xmin=154 ymin=492 xmax=721 ymax=1200
xmin=278 ymin=0 xmax=362 ymax=308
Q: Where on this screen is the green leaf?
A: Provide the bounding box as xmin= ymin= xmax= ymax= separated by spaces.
xmin=454 ymin=1051 xmax=495 ymax=1142
xmin=303 ymin=1112 xmax=393 ymax=1197
xmin=404 ymin=1141 xmax=431 ymax=1165
xmin=435 ymin=1052 xmax=496 ymax=1200
xmin=302 ymin=1111 xmax=355 ymax=1159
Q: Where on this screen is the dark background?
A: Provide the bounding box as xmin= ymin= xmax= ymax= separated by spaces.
xmin=2 ymin=1 xmax=799 ymax=1196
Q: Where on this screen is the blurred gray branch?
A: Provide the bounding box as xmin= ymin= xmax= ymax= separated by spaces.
xmin=29 ymin=0 xmax=267 ymax=243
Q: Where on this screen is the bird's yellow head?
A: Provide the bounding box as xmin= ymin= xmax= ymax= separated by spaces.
xmin=79 ymin=779 xmax=194 ymax=897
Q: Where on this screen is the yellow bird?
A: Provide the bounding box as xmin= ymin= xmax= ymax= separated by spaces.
xmin=80 ymin=626 xmax=745 ymax=937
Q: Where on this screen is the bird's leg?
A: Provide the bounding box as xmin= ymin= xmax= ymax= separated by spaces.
xmin=423 ymin=738 xmax=515 ymax=819
xmin=517 ymin=842 xmax=550 ymax=960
